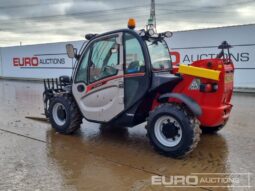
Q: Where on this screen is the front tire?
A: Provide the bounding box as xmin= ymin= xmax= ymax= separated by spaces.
xmin=146 ymin=103 xmax=201 ymax=158
xmin=48 ymin=95 xmax=83 ymax=134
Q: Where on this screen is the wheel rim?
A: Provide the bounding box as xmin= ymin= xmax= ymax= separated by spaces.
xmin=154 ymin=115 xmax=182 ymax=147
xmin=52 ymin=103 xmax=67 ymax=126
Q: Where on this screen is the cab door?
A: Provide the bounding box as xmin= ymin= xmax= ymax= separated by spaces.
xmin=73 ymin=33 xmax=124 ymax=122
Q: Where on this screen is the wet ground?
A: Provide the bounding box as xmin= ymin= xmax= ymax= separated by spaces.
xmin=0 ymin=79 xmax=254 ymax=191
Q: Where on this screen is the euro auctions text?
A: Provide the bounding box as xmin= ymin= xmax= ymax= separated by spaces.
xmin=151 ymin=173 xmax=252 ymax=188
xmin=13 ymin=57 xmax=65 ymax=67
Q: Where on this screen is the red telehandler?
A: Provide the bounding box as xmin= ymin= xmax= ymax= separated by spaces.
xmin=41 ymin=0 xmax=234 ymax=159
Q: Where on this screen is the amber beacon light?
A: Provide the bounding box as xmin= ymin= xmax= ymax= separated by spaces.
xmin=128 ymin=18 xmax=136 ymax=29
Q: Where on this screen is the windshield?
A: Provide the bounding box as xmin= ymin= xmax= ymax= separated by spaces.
xmin=146 ymin=39 xmax=172 ymax=71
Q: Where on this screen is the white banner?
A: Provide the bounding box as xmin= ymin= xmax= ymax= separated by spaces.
xmin=0 ymin=48 xmax=3 ymax=77
xmin=0 ymin=24 xmax=255 ymax=88
xmin=1 ymin=41 xmax=83 ymax=79
xmin=167 ymin=24 xmax=255 ymax=88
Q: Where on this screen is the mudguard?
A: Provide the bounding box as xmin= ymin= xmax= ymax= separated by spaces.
xmin=158 ymin=93 xmax=202 ymax=116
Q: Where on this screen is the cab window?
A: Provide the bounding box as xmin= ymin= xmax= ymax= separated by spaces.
xmin=146 ymin=38 xmax=172 ymax=71
xmin=89 ymin=36 xmax=119 ymax=83
xmin=75 ymin=49 xmax=90 ymax=83
xmin=124 ymin=33 xmax=145 ymax=73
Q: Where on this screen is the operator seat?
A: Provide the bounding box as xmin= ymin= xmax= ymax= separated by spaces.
xmin=127 ymin=61 xmax=140 ymax=73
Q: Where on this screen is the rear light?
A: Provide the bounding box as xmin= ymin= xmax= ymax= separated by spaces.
xmin=200 ymin=83 xmax=218 ymax=93
xmin=201 ymin=84 xmax=212 ymax=92
xmin=213 ymin=84 xmax=218 ymax=91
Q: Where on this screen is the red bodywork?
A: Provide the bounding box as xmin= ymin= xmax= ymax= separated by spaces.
xmin=152 ymin=58 xmax=234 ymax=128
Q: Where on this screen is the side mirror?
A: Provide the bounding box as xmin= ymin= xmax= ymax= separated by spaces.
xmin=66 ymin=44 xmax=76 ymax=58
xmin=110 ymin=44 xmax=119 ymax=53
xmin=111 ymin=48 xmax=117 ymax=54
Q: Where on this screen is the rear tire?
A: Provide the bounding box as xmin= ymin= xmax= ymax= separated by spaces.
xmin=48 ymin=95 xmax=83 ymax=134
xmin=146 ymin=103 xmax=201 ymax=158
xmin=201 ymin=124 xmax=225 ymax=134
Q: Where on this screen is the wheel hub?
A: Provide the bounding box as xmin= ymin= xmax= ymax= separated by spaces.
xmin=162 ymin=121 xmax=179 ymax=139
xmin=154 ymin=115 xmax=183 ymax=147
xmin=52 ymin=103 xmax=67 ymax=126
xmin=57 ymin=106 xmax=66 ymax=120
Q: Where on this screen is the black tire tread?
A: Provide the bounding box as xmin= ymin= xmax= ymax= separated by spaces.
xmin=63 ymin=94 xmax=83 ymax=134
xmin=49 ymin=94 xmax=83 ymax=134
xmin=146 ymin=103 xmax=201 ymax=158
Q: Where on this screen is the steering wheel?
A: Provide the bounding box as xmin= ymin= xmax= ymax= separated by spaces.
xmin=102 ymin=65 xmax=116 ymax=75
xmin=92 ymin=65 xmax=117 ymax=81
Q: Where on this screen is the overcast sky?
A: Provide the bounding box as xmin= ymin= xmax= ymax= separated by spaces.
xmin=0 ymin=0 xmax=254 ymax=47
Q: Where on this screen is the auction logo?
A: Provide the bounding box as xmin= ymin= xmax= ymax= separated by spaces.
xmin=170 ymin=51 xmax=250 ymax=65
xmin=151 ymin=173 xmax=252 ymax=188
xmin=13 ymin=55 xmax=66 ymax=68
xmin=13 ymin=57 xmax=39 ymax=67
xmin=170 ymin=51 xmax=180 ymax=65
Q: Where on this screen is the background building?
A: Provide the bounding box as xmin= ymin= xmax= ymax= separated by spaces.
xmin=0 ymin=24 xmax=254 ymax=88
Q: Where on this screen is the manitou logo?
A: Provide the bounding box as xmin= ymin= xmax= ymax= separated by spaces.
xmin=13 ymin=57 xmax=39 ymax=67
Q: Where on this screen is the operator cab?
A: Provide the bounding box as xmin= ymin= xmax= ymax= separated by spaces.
xmin=66 ymin=19 xmax=179 ymax=125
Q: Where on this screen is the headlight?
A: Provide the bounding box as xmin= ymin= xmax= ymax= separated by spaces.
xmin=148 ymin=28 xmax=155 ymax=36
xmin=164 ymin=31 xmax=173 ymax=38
